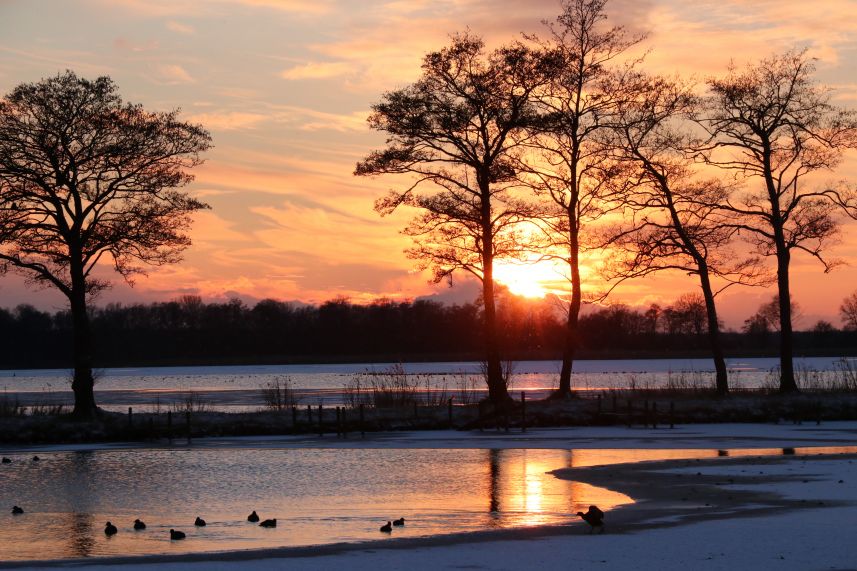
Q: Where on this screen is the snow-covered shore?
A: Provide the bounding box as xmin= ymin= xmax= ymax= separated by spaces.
xmin=3 ymin=423 xmax=857 ymax=570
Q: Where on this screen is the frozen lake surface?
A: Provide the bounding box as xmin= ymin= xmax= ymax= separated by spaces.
xmin=2 ymin=442 xmax=853 ymax=562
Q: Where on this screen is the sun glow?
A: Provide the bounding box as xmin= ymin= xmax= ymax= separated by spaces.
xmin=493 ymin=259 xmax=568 ymax=299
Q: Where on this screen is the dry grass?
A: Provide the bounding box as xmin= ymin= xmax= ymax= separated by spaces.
xmin=260 ymin=376 xmax=299 ymax=411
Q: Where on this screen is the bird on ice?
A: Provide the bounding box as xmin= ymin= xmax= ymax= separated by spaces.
xmin=577 ymin=505 xmax=605 ymax=534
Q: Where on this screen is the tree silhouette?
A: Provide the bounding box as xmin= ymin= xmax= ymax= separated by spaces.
xmin=356 ymin=34 xmax=549 ymax=405
xmin=841 ymin=290 xmax=857 ymax=331
xmin=605 ymin=75 xmax=764 ymax=394
xmin=697 ymin=51 xmax=857 ymax=392
xmin=0 ymin=71 xmax=211 ymax=417
xmin=521 ymin=0 xmax=645 ymax=398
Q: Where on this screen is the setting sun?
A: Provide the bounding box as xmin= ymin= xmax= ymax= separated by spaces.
xmin=494 ymin=259 xmax=569 ymax=299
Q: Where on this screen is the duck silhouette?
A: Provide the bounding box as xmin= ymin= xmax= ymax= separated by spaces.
xmin=32 ymin=456 xmax=40 ymax=462
xmin=380 ymin=521 xmax=392 ymax=532
xmin=1 ymin=457 xmax=10 ymax=464
xmin=133 ymin=519 xmax=146 ymax=530
xmin=576 ymin=505 xmax=605 ymax=534
xmin=247 ymin=510 xmax=260 ymax=523
xmin=259 ymin=519 xmax=277 ymax=528
xmin=104 ymin=522 xmax=118 ymax=536
xmin=194 ymin=516 xmax=206 ymax=527
xmin=392 ymin=518 xmax=405 ymax=526
xmin=11 ymin=506 xmax=23 ymax=515
xmin=170 ymin=529 xmax=186 ymax=540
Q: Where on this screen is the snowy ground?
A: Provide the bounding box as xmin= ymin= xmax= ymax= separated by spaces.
xmin=3 ymin=422 xmax=857 ymax=570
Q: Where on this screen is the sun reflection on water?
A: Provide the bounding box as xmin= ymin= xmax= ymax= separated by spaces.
xmin=1 ymin=445 xmax=852 ymax=562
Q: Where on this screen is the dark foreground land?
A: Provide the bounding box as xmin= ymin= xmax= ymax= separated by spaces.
xmin=3 ymin=391 xmax=857 ymax=445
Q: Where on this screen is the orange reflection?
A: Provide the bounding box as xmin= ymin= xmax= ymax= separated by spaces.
xmin=487 ymin=449 xmax=633 ymax=528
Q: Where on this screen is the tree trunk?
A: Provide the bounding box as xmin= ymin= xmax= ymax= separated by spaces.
xmin=69 ymin=269 xmax=98 ymax=419
xmin=698 ymin=267 xmax=728 ymax=395
xmin=555 ymin=225 xmax=581 ymax=398
xmin=481 ymin=254 xmax=510 ymax=406
xmin=775 ymin=247 xmax=798 ymax=393
xmin=762 ymin=143 xmax=798 ymax=393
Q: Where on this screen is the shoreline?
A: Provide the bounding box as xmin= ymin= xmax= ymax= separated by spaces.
xmin=2 ymin=442 xmax=856 ymax=568
xmin=4 ymin=391 xmax=857 ymax=446
xmin=0 ymin=453 xmax=857 ymax=569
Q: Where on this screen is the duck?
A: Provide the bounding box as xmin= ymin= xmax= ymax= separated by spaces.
xmin=12 ymin=505 xmax=24 ymax=515
xmin=194 ymin=516 xmax=206 ymax=527
xmin=392 ymin=518 xmax=405 ymax=526
xmin=133 ymin=519 xmax=146 ymax=530
xmin=104 ymin=522 xmax=118 ymax=536
xmin=1 ymin=457 xmax=11 ymax=464
xmin=380 ymin=521 xmax=392 ymax=532
xmin=170 ymin=529 xmax=186 ymax=540
xmin=259 ymin=519 xmax=277 ymax=528
xmin=247 ymin=510 xmax=260 ymax=523
xmin=32 ymin=456 xmax=40 ymax=462
xmin=576 ymin=505 xmax=604 ymax=534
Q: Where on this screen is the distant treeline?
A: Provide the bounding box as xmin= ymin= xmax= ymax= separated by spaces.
xmin=1 ymin=295 xmax=855 ymax=369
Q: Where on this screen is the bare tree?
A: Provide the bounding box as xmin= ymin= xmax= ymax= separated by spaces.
xmin=355 ymin=35 xmax=548 ymax=405
xmin=0 ymin=72 xmax=211 ymax=418
xmin=743 ymin=294 xmax=802 ymax=334
xmin=841 ymin=290 xmax=857 ymax=331
xmin=605 ymin=75 xmax=764 ymax=394
xmin=521 ymin=0 xmax=645 ymax=398
xmin=697 ymin=50 xmax=857 ymax=393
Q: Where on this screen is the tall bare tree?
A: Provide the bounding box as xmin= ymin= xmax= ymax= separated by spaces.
xmin=355 ymin=35 xmax=548 ymax=405
xmin=0 ymin=71 xmax=211 ymax=418
xmin=697 ymin=51 xmax=857 ymax=392
xmin=606 ymin=75 xmax=763 ymax=394
xmin=522 ymin=0 xmax=645 ymax=398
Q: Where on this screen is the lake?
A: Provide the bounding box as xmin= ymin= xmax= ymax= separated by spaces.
xmin=1 ymin=357 xmax=852 ymax=411
xmin=1 ymin=444 xmax=851 ymax=562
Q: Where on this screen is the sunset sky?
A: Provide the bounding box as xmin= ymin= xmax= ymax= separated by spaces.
xmin=2 ymin=0 xmax=857 ymax=328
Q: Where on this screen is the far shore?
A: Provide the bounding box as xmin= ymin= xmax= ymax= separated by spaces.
xmin=3 ymin=349 xmax=857 ymax=371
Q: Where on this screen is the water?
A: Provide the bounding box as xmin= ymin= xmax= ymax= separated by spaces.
xmin=0 ymin=447 xmax=632 ymax=561
xmin=1 ymin=444 xmax=854 ymax=562
xmin=0 ymin=357 xmax=852 ymax=411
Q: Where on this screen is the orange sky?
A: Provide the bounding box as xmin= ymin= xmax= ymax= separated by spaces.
xmin=1 ymin=0 xmax=857 ymax=328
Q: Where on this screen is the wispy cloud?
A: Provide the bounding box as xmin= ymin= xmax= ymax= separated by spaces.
xmin=236 ymin=0 xmax=334 ymax=14
xmin=280 ymin=61 xmax=353 ymax=80
xmin=184 ymin=111 xmax=266 ymax=130
xmin=166 ymin=20 xmax=196 ymax=34
xmin=152 ymin=63 xmax=196 ymax=84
